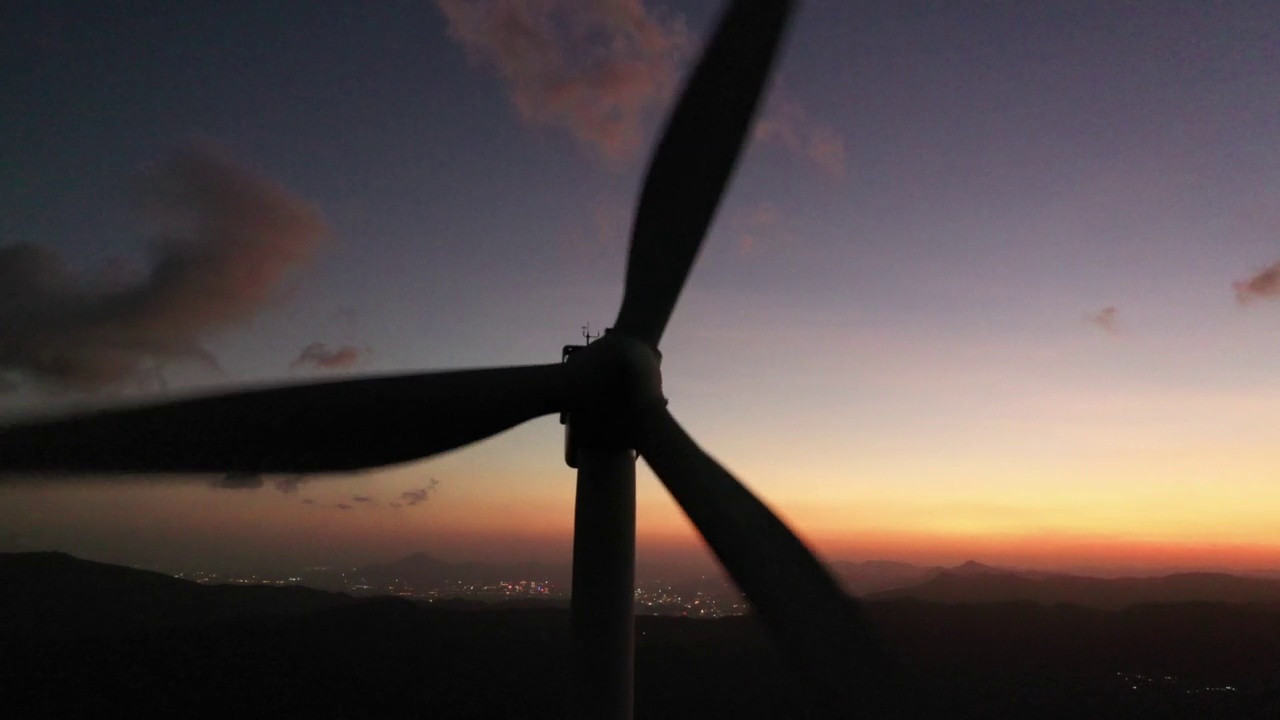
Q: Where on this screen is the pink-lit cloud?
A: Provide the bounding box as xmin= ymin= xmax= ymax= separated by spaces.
xmin=436 ymin=0 xmax=689 ymax=160
xmin=1234 ymin=261 xmax=1280 ymax=304
xmin=0 ymin=145 xmax=327 ymax=393
xmin=290 ymin=342 xmax=367 ymax=371
xmin=805 ymin=124 xmax=846 ymax=179
xmin=729 ymin=201 xmax=795 ymax=255
xmin=1089 ymin=306 xmax=1120 ymax=335
xmin=755 ymin=96 xmax=846 ymax=179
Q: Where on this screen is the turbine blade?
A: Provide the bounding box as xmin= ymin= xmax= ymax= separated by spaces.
xmin=613 ymin=0 xmax=795 ymax=347
xmin=635 ymin=405 xmax=896 ymax=714
xmin=0 ymin=364 xmax=569 ymax=476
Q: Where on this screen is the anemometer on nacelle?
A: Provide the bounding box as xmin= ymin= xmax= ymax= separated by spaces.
xmin=560 ymin=324 xmax=601 ymax=468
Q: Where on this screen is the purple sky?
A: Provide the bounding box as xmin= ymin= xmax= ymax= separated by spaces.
xmin=3 ymin=0 xmax=1280 ymax=574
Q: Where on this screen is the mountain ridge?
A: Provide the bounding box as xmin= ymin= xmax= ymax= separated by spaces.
xmin=0 ymin=550 xmax=356 ymax=637
xmin=10 ymin=551 xmax=1280 ymax=616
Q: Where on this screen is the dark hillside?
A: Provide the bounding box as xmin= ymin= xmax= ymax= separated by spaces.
xmin=3 ymin=553 xmax=1280 ymax=719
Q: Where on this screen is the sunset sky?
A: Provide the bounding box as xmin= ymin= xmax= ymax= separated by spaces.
xmin=3 ymin=0 xmax=1280 ymax=576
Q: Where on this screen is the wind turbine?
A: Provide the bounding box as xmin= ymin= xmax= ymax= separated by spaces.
xmin=0 ymin=2 xmax=891 ymax=717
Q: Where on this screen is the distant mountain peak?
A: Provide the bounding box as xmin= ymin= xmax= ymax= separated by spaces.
xmin=952 ymin=560 xmax=1001 ymax=574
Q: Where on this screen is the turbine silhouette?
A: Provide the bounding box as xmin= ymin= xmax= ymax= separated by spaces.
xmin=0 ymin=2 xmax=891 ymax=717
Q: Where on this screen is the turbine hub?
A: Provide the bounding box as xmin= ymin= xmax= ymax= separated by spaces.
xmin=564 ymin=329 xmax=664 ymax=450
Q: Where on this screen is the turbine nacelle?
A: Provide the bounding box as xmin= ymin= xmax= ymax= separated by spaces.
xmin=564 ymin=329 xmax=665 ymax=451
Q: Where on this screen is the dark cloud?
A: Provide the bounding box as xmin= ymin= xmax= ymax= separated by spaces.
xmin=0 ymin=145 xmax=327 ymax=394
xmin=272 ymin=475 xmax=310 ymax=494
xmin=389 ymin=502 xmax=403 ymax=509
xmin=204 ymin=472 xmax=312 ymax=494
xmin=1234 ymin=261 xmax=1280 ymax=304
xmin=301 ymin=498 xmax=316 ymax=505
xmin=436 ymin=0 xmax=689 ymax=159
xmin=352 ymin=495 xmax=373 ymax=503
xmin=336 ymin=503 xmax=353 ymax=510
xmin=290 ymin=342 xmax=366 ymax=370
xmin=399 ymin=479 xmax=440 ymax=507
xmin=1089 ymin=306 xmax=1120 ymax=335
xmin=400 ymin=490 xmax=429 ymax=506
xmin=211 ymin=472 xmax=264 ymax=490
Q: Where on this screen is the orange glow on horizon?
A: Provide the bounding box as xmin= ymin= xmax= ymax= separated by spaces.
xmin=810 ymin=529 xmax=1280 ymax=572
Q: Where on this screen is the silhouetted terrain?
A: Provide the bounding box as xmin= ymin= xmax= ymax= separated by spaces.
xmin=3 ymin=553 xmax=1280 ymax=718
xmin=0 ymin=552 xmax=355 ymax=637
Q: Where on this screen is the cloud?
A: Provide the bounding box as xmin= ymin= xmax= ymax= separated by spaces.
xmin=1089 ymin=306 xmax=1120 ymax=335
xmin=1234 ymin=261 xmax=1280 ymax=304
xmin=398 ymin=479 xmax=440 ymax=507
xmin=290 ymin=342 xmax=367 ymax=371
xmin=272 ymin=475 xmax=310 ymax=494
xmin=729 ymin=201 xmax=796 ymax=255
xmin=212 ymin=472 xmax=265 ymax=490
xmin=400 ymin=489 xmax=430 ymax=506
xmin=805 ymin=124 xmax=846 ymax=179
xmin=0 ymin=145 xmax=327 ymax=394
xmin=288 ymin=482 xmax=438 ymax=511
xmin=436 ymin=0 xmax=689 ymax=159
xmin=205 ymin=472 xmax=311 ymax=494
xmin=755 ymin=97 xmax=846 ymax=179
